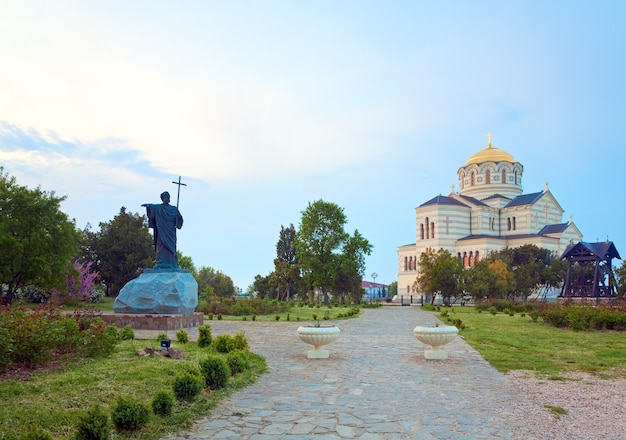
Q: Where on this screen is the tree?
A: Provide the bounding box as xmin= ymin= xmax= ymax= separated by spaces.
xmin=0 ymin=168 xmax=80 ymax=305
xmin=269 ymin=224 xmax=301 ymax=301
xmin=85 ymin=207 xmax=154 ymax=296
xmin=177 ymin=251 xmax=197 ymax=277
xmin=490 ymin=245 xmax=552 ymax=299
xmin=294 ymin=200 xmax=372 ymax=304
xmin=196 ymin=266 xmax=235 ymax=298
xmin=615 ymin=260 xmax=626 ymax=297
xmin=252 ymin=274 xmax=272 ymax=299
xmin=416 ymin=249 xmax=464 ymax=305
xmin=387 ymin=281 xmax=398 ymax=297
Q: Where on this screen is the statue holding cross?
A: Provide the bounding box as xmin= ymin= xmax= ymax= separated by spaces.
xmin=142 ymin=177 xmax=186 ymax=269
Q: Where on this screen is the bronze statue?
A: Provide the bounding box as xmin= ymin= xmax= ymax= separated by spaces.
xmin=142 ymin=191 xmax=183 ymax=269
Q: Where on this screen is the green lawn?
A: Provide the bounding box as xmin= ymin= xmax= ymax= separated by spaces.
xmin=436 ymin=306 xmax=626 ymax=377
xmin=0 ymin=334 xmax=266 ymax=440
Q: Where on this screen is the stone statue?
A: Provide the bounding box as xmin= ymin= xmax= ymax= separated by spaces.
xmin=142 ymin=191 xmax=183 ymax=269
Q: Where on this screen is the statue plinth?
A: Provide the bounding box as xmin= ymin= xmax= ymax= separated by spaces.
xmin=113 ymin=268 xmax=198 ymax=315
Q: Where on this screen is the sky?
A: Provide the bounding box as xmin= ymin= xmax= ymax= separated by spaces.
xmin=1 ymin=1 xmax=624 ymax=291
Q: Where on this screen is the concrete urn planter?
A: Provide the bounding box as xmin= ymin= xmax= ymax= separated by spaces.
xmin=413 ymin=325 xmax=458 ymax=359
xmin=296 ymin=325 xmax=340 ymax=359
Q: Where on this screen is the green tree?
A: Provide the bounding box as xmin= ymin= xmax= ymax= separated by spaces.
xmin=416 ymin=249 xmax=464 ymax=305
xmin=462 ymin=259 xmax=496 ymax=300
xmin=294 ymin=200 xmax=372 ymax=304
xmin=387 ymin=281 xmax=398 ymax=297
xmin=85 ymin=207 xmax=154 ymax=296
xmin=177 ymin=251 xmax=197 ymax=277
xmin=615 ymin=259 xmax=626 ymax=297
xmin=490 ymin=245 xmax=553 ymax=299
xmin=269 ymin=224 xmax=301 ymax=301
xmin=196 ymin=266 xmax=235 ymax=298
xmin=0 ymin=168 xmax=80 ymax=305
xmin=252 ymin=274 xmax=271 ymax=299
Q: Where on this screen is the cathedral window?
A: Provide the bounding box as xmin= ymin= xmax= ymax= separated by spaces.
xmin=430 ymin=222 xmax=435 ymax=239
xmin=485 ymin=169 xmax=491 ymax=184
xmin=404 ymin=256 xmax=408 ymax=271
xmin=420 ymin=224 xmax=424 ymax=240
xmin=425 ymin=217 xmax=429 ymax=238
xmin=463 ymin=252 xmax=467 ymax=267
xmin=514 ymin=170 xmax=518 ymax=184
xmin=471 ymin=172 xmax=475 ymax=186
xmin=469 ymin=251 xmax=474 ymax=266
xmin=502 ymin=169 xmax=506 ymax=184
xmin=512 ymin=217 xmax=516 ymax=230
xmin=475 ymin=251 xmax=480 ymax=263
xmin=507 ymin=217 xmax=511 ymax=231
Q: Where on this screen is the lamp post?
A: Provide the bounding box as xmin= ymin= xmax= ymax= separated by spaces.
xmin=371 ymin=272 xmax=377 ymax=304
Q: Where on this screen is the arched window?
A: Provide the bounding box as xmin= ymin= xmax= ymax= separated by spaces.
xmin=475 ymin=251 xmax=480 ymax=264
xmin=485 ymin=169 xmax=491 ymax=184
xmin=514 ymin=170 xmax=518 ymax=184
xmin=471 ymin=172 xmax=475 ymax=186
xmin=430 ymin=222 xmax=435 ymax=239
xmin=469 ymin=251 xmax=474 ymax=266
xmin=463 ymin=252 xmax=468 ymax=267
xmin=404 ymin=256 xmax=408 ymax=271
xmin=502 ymin=169 xmax=506 ymax=184
xmin=507 ymin=217 xmax=511 ymax=231
xmin=512 ymin=217 xmax=516 ymax=230
xmin=425 ymin=217 xmax=430 ymax=239
xmin=420 ymin=224 xmax=424 ymax=240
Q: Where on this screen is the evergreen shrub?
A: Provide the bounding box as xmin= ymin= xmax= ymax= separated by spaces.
xmin=226 ymin=351 xmax=250 ymax=375
xmin=199 ymin=356 xmax=229 ymax=390
xmin=120 ymin=325 xmax=135 ymax=340
xmin=172 ymin=372 xmax=204 ymax=401
xmin=197 ymin=325 xmax=212 ymax=348
xmin=151 ymin=390 xmax=174 ymax=417
xmin=176 ymin=329 xmax=189 ymax=344
xmin=73 ymin=403 xmax=111 ymax=440
xmin=111 ymin=396 xmax=150 ymax=431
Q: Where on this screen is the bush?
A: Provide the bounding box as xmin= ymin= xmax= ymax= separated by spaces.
xmin=111 ymin=396 xmax=150 ymax=431
xmin=213 ymin=334 xmax=233 ymax=353
xmin=232 ymin=332 xmax=249 ymax=351
xmin=226 ymin=351 xmax=250 ymax=375
xmin=120 ymin=325 xmax=135 ymax=340
xmin=197 ymin=324 xmax=212 ymax=348
xmin=176 ymin=329 xmax=189 ymax=344
xmin=199 ymin=356 xmax=229 ymax=390
xmin=172 ymin=372 xmax=204 ymax=401
xmin=74 ymin=403 xmax=111 ymax=440
xmin=151 ymin=390 xmax=174 ymax=417
xmin=156 ymin=332 xmax=168 ymax=342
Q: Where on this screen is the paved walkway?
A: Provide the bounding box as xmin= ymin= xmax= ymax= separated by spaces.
xmin=156 ymin=307 xmax=540 ymax=440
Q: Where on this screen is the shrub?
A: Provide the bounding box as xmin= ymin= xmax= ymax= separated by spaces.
xmin=208 ymin=313 xmax=214 ymax=320
xmin=151 ymin=390 xmax=174 ymax=417
xmin=275 ymin=315 xmax=280 ymax=321
xmin=172 ymin=372 xmax=204 ymax=401
xmin=197 ymin=325 xmax=212 ymax=348
xmin=199 ymin=356 xmax=229 ymax=389
xmin=156 ymin=332 xmax=168 ymax=342
xmin=74 ymin=403 xmax=111 ymax=440
xmin=120 ymin=325 xmax=135 ymax=340
xmin=176 ymin=329 xmax=189 ymax=344
xmin=226 ymin=351 xmax=250 ymax=375
xmin=232 ymin=332 xmax=249 ymax=351
xmin=488 ymin=306 xmax=498 ymax=316
xmin=111 ymin=396 xmax=150 ymax=431
xmin=213 ymin=334 xmax=233 ymax=353
xmin=217 ymin=314 xmax=223 ymax=320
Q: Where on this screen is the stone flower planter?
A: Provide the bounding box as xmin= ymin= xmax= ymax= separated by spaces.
xmin=296 ymin=325 xmax=340 ymax=359
xmin=413 ymin=325 xmax=458 ymax=359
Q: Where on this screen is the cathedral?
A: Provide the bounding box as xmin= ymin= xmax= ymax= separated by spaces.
xmin=396 ymin=135 xmax=582 ymax=296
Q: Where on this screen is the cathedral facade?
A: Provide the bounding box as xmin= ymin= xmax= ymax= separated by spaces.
xmin=397 ymin=135 xmax=582 ymax=296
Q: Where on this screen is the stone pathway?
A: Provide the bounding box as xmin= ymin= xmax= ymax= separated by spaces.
xmin=153 ymin=307 xmax=541 ymax=439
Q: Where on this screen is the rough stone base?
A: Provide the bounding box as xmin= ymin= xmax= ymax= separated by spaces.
xmin=113 ymin=269 xmax=198 ymax=314
xmin=101 ymin=312 xmax=203 ymax=331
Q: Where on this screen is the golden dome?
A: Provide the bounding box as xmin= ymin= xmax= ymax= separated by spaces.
xmin=464 ymin=134 xmax=516 ymax=166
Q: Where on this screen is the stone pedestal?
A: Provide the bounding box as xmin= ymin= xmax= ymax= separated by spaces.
xmin=113 ymin=269 xmax=198 ymax=315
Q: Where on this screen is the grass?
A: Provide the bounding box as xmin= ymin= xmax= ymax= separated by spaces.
xmin=0 ymin=335 xmax=267 ymax=440
xmin=204 ymin=304 xmax=360 ymax=322
xmin=435 ymin=306 xmax=626 ymax=377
